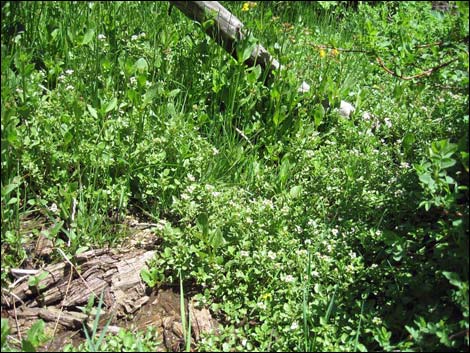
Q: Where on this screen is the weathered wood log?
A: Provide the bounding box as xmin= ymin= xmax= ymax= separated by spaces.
xmin=7 ymin=248 xmax=156 ymax=315
xmin=170 ymin=1 xmax=281 ymax=72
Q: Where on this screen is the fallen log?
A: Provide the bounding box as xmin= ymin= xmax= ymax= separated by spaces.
xmin=170 ymin=1 xmax=281 ymax=72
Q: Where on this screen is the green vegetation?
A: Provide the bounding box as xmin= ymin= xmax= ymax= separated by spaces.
xmin=1 ymin=1 xmax=468 ymax=351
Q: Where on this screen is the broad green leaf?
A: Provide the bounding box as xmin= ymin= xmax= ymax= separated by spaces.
xmin=82 ymin=28 xmax=95 ymax=45
xmin=134 ymin=58 xmax=148 ymax=73
xmin=247 ymin=65 xmax=262 ymax=83
xmin=104 ymin=97 xmax=117 ymax=113
xmin=440 ymin=158 xmax=456 ymax=169
xmin=2 ymin=178 xmax=21 ymax=197
xmin=290 ymin=185 xmax=302 ymax=199
xmin=442 ymin=271 xmax=463 ymax=289
xmin=87 ymin=104 xmax=98 ymax=119
xmin=142 ymin=88 xmax=157 ymax=107
xmin=168 ymin=88 xmax=181 ymax=98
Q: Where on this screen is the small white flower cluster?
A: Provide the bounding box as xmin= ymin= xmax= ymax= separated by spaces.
xmin=131 ymin=32 xmax=146 ymax=41
xmin=282 ymin=274 xmax=295 ymax=283
xmin=267 ymin=250 xmax=277 ymax=260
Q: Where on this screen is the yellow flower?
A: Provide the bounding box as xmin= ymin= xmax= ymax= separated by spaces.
xmin=319 ymin=49 xmax=326 ymax=58
xmin=242 ymin=2 xmax=256 ymax=12
xmin=261 ymin=293 xmax=272 ymax=301
xmin=331 ymin=48 xmax=340 ymax=56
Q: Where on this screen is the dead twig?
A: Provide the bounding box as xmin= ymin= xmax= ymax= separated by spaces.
xmin=375 ymin=56 xmax=459 ymax=80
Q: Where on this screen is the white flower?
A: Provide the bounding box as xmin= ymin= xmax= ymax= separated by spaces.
xmin=372 ymin=317 xmax=382 ymax=325
xmin=49 ymin=203 xmax=58 ymax=214
xmin=131 ymin=34 xmax=138 ymax=41
xmin=181 ymin=193 xmax=190 ymax=201
xmin=305 ymin=150 xmax=314 ymax=158
xmin=58 ymin=75 xmax=65 ymax=82
xmin=212 ymin=147 xmax=219 ymax=155
xmin=307 ymin=219 xmax=317 ymax=228
xmin=139 ymin=32 xmax=146 ymax=38
xmin=262 ymin=198 xmax=274 ymax=209
xmin=362 ymin=111 xmax=372 ymax=121
xmin=130 ymin=76 xmax=137 ymax=86
xmin=187 ymin=173 xmax=195 ymax=182
xmin=257 ymin=302 xmax=267 ymax=310
xmin=384 ymin=118 xmax=392 ymax=128
xmin=284 ymin=274 xmax=295 ymax=283
xmin=212 ymin=191 xmax=221 ymax=198
xmin=338 ymin=100 xmax=355 ymax=118
xmin=298 ymin=81 xmax=310 ymax=93
xmin=65 ymin=85 xmax=74 ymax=91
xmin=290 ymin=321 xmax=299 ymax=330
xmin=267 ymin=250 xmax=276 ymax=260
xmin=65 ymin=69 xmax=74 ymax=75
xmin=97 ymin=33 xmax=106 ymax=41
xmin=332 ymin=228 xmax=339 ymax=236
xmin=240 ymin=250 xmax=250 ymax=257
xmin=400 ymin=162 xmax=410 ymax=169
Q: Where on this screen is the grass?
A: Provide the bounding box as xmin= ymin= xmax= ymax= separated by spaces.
xmin=1 ymin=1 xmax=469 ymax=352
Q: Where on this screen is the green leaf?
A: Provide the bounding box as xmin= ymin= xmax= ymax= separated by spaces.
xmin=7 ymin=197 xmax=18 ymax=205
xmin=240 ymin=41 xmax=256 ymax=63
xmin=63 ymin=131 xmax=73 ymax=145
xmin=142 ymin=88 xmax=157 ymax=107
xmin=2 ymin=177 xmax=21 ymax=197
xmin=440 ymin=158 xmax=456 ymax=169
xmin=140 ymin=268 xmax=156 ymax=288
xmin=197 ymin=213 xmax=209 ymax=236
xmin=134 ymin=58 xmax=148 ymax=73
xmin=87 ymin=104 xmax=98 ymax=119
xmin=21 ymin=339 xmax=36 ymax=352
xmin=402 ymin=132 xmax=415 ymax=155
xmin=1 ymin=318 xmax=10 ymax=351
xmin=82 ymin=28 xmax=95 ymax=46
xmin=247 ymin=65 xmax=262 ymax=84
xmin=442 ymin=271 xmax=463 ymax=289
xmin=289 ymin=185 xmax=302 ymax=199
xmin=168 ymin=88 xmax=181 ymax=98
xmin=104 ymin=97 xmax=117 ymax=113
xmin=314 ymin=104 xmax=325 ymax=128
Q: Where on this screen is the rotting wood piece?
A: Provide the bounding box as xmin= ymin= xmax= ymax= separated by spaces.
xmin=170 ymin=1 xmax=281 ymax=72
xmin=6 ymin=248 xmax=156 ymax=318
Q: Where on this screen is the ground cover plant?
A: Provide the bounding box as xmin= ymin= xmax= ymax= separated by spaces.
xmin=1 ymin=1 xmax=468 ymax=351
